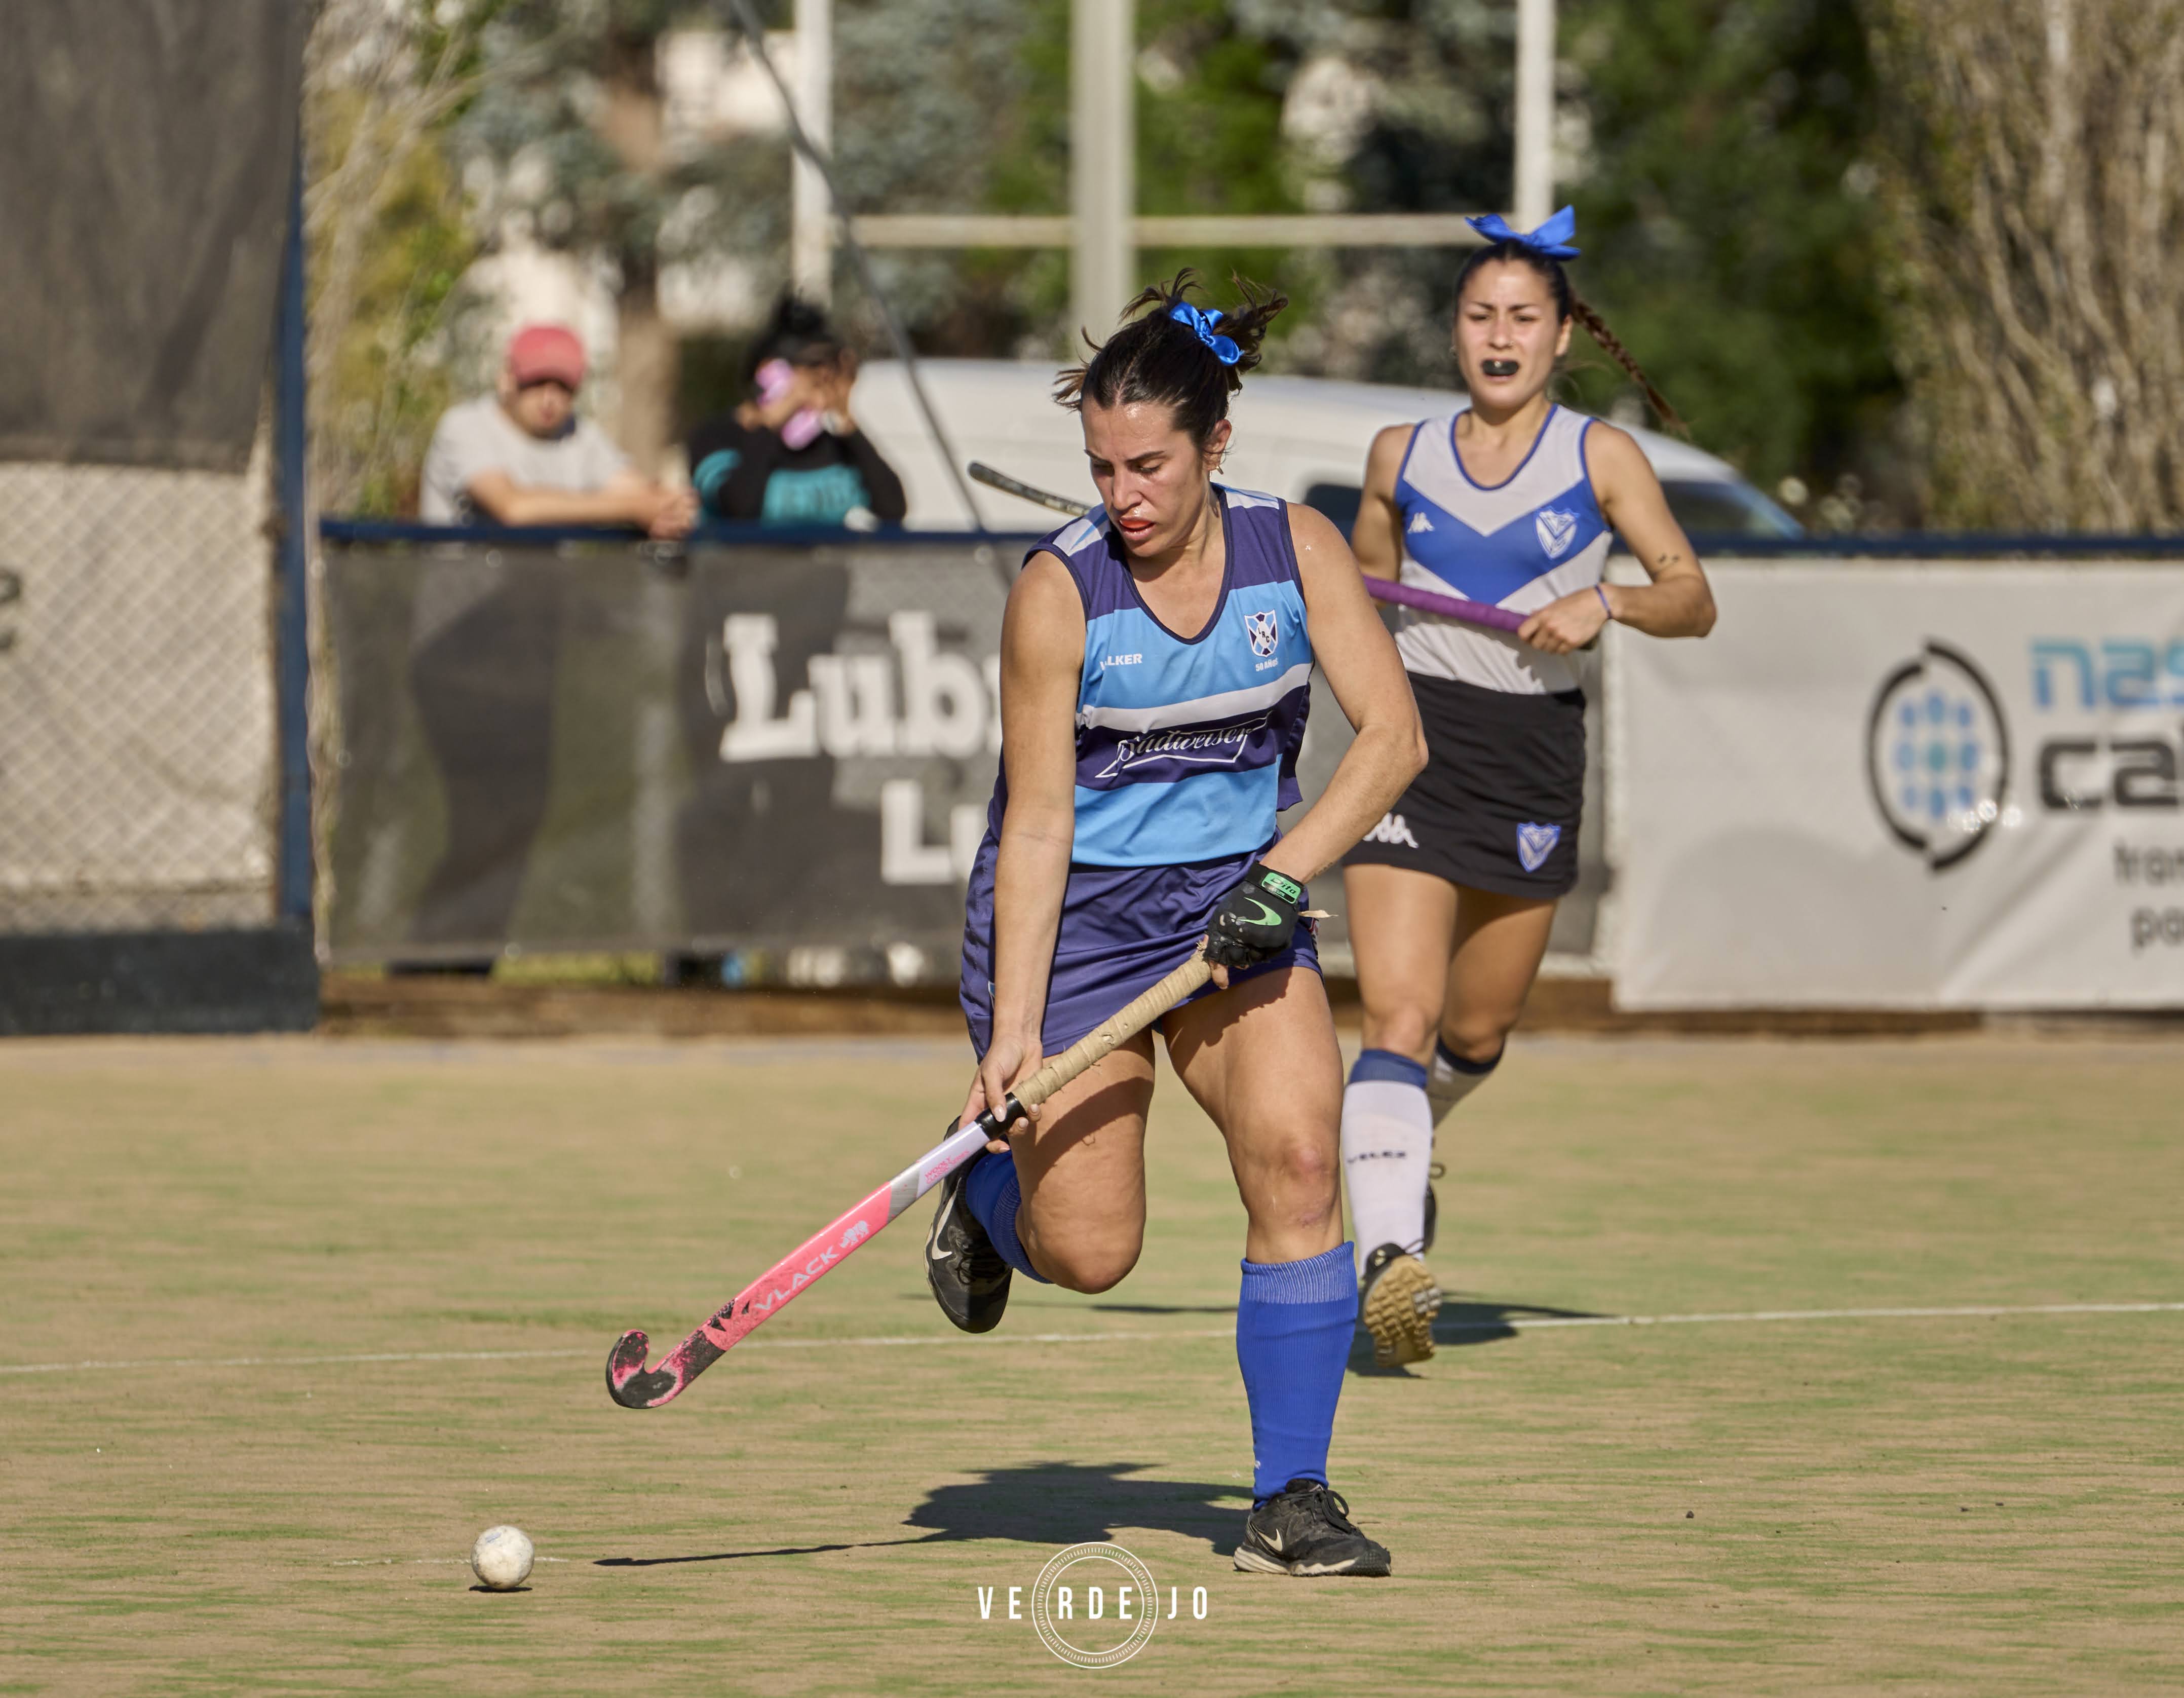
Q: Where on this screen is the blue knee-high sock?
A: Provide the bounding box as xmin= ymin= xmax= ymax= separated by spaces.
xmin=1236 ymin=1242 xmax=1356 ymax=1502
xmin=962 ymin=1150 xmax=1051 ymax=1283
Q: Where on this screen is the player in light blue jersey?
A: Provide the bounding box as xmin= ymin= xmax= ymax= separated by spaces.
xmin=928 ymin=273 xmax=1426 ymax=1577
xmin=1339 ymin=209 xmax=1718 ymax=1369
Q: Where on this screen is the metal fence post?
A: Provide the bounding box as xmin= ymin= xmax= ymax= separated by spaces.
xmin=274 ymin=150 xmax=313 ymax=927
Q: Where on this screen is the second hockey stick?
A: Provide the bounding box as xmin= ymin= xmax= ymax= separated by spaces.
xmin=966 ymin=461 xmax=1528 ymax=636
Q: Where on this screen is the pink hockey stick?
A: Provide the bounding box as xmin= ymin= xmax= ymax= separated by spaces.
xmin=606 ymin=953 xmax=1216 ymax=1408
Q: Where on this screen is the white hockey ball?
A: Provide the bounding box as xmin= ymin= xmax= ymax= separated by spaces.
xmin=470 ymin=1524 xmax=534 ymax=1591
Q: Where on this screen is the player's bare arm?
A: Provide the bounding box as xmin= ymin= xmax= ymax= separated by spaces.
xmin=1259 ymin=502 xmax=1426 ymax=892
xmin=1348 ymin=423 xmax=1416 ymax=580
xmin=1517 ymin=424 xmax=1717 ymax=655
xmin=964 ymin=553 xmax=1084 ymax=1145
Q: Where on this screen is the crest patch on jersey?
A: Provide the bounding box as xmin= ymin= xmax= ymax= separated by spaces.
xmin=1244 ymin=609 xmax=1280 ymax=658
xmin=1515 ymin=821 xmax=1561 ymax=872
xmin=1534 ymin=507 xmax=1579 ymax=560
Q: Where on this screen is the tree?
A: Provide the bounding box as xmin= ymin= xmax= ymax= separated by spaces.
xmin=453 ymin=0 xmax=765 ymax=473
xmin=1559 ymin=0 xmax=1900 ymax=505
xmin=304 ymin=0 xmax=503 ymax=514
xmin=1864 ymin=0 xmax=2184 ymax=530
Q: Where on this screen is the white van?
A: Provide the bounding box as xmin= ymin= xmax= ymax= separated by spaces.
xmin=851 ymin=358 xmax=1800 ymax=539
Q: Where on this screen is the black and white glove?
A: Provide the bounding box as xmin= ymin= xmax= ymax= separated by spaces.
xmin=1205 ymin=862 xmax=1305 ymax=970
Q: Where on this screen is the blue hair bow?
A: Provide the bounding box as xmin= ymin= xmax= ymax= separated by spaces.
xmin=1167 ymin=301 xmax=1242 ymax=365
xmin=1464 ymin=205 xmax=1581 ymax=261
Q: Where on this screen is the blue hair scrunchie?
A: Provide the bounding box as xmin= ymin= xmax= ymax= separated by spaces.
xmin=1464 ymin=205 xmax=1581 ymax=261
xmin=1166 ymin=301 xmax=1242 ymax=365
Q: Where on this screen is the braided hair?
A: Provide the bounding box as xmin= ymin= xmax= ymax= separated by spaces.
xmin=1056 ymin=270 xmax=1289 ymax=450
xmin=1452 ymin=240 xmax=1685 ymax=435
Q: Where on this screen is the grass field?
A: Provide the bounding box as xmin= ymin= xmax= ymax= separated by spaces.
xmin=3 ymin=1031 xmax=2180 ymax=1694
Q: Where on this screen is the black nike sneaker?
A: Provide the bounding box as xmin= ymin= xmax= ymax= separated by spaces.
xmin=925 ymin=1154 xmax=1011 ymax=1333
xmin=1359 ymin=1241 xmax=1442 ymax=1368
xmin=1422 ymin=1159 xmax=1445 ymax=1253
xmin=1233 ymin=1480 xmax=1392 ymax=1576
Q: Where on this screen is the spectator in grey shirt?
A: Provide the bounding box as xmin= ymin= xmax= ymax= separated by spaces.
xmin=403 ymin=324 xmax=692 ymax=968
xmin=420 ymin=324 xmax=695 ymax=535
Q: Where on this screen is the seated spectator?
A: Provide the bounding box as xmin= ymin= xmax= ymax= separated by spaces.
xmin=421 ymin=324 xmax=696 ymax=537
xmin=686 ymin=296 xmax=907 ymax=527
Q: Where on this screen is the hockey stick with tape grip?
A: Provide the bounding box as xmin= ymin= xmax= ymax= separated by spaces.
xmin=966 ymin=461 xmax=1527 ymax=636
xmin=606 ymin=952 xmax=1216 ymax=1408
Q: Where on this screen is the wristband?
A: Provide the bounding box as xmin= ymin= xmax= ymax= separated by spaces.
xmin=1595 ymin=584 xmax=1614 ymax=622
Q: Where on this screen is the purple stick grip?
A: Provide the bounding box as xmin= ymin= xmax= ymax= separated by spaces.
xmin=1362 ymin=576 xmax=1528 ymax=635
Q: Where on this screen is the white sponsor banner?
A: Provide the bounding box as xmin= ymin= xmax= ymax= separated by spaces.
xmin=1608 ymin=562 xmax=2184 ymax=1008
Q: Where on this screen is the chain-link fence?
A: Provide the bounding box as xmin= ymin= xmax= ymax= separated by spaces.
xmin=0 ymin=444 xmax=281 ymax=933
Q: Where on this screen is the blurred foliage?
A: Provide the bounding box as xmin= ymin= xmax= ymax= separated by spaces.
xmin=305 ymin=0 xmax=505 ymax=515
xmin=455 ymin=0 xmax=694 ymax=278
xmin=830 ymin=0 xmax=1051 ymax=357
xmin=308 ymin=91 xmax=481 ymax=515
xmin=307 ymin=0 xmax=1905 ymax=514
xmin=1863 ymin=0 xmax=2184 ymax=531
xmin=1559 ymin=0 xmax=1902 ymax=508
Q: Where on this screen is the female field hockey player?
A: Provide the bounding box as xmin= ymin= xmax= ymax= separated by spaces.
xmin=925 ymin=273 xmax=1427 ymax=1577
xmin=1338 ymin=209 xmax=1716 ymax=1369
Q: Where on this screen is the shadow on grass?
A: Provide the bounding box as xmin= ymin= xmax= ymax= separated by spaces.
xmin=597 ymin=1463 xmax=1250 ymax=1568
xmin=597 ymin=1538 xmax=933 ymax=1568
xmin=1348 ymin=1294 xmax=1610 ymax=1377
xmin=1086 ymin=1302 xmax=1236 ymax=1315
xmin=902 ymin=1461 xmax=1248 ymax=1552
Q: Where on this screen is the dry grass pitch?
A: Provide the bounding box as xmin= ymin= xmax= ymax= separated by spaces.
xmin=3 ymin=1031 xmax=2180 ymax=1694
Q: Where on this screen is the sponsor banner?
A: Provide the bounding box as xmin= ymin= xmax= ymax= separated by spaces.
xmin=322 ymin=539 xmax=1014 ymax=969
xmin=321 ymin=534 xmax=1609 ymax=974
xmin=1609 ymin=562 xmax=2184 ymax=1008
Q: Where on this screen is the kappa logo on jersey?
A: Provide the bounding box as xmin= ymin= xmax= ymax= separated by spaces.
xmin=1535 ymin=507 xmax=1579 ymax=560
xmin=1407 ymin=510 xmax=1435 ymax=535
xmin=1244 ymin=609 xmax=1280 ymax=658
xmin=1515 ymin=821 xmax=1561 ymax=872
xmin=1095 ymin=712 xmax=1272 ymax=779
xmin=1364 ymin=811 xmax=1420 ymax=848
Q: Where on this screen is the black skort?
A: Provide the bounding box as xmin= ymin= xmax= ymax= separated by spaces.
xmin=1343 ymin=671 xmax=1585 ymax=899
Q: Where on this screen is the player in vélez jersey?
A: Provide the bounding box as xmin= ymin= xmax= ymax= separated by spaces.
xmin=926 ymin=273 xmax=1427 ymax=1577
xmin=1339 ymin=209 xmax=1717 ymax=1369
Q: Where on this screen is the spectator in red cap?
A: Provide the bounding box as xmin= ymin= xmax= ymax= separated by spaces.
xmin=420 ymin=323 xmax=696 ymax=536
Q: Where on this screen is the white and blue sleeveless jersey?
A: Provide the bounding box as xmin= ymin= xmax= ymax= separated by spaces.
xmin=1007 ymin=484 xmax=1313 ymax=869
xmin=1393 ymin=406 xmax=1609 ymax=695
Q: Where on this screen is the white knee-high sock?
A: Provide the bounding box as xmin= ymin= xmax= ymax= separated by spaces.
xmin=1425 ymin=1037 xmax=1503 ymax=1126
xmin=1340 ymin=1049 xmax=1434 ymax=1265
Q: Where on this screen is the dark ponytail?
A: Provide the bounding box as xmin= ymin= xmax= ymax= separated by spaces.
xmin=1452 ymin=241 xmax=1685 ymax=436
xmin=1055 ymin=269 xmax=1288 ymax=450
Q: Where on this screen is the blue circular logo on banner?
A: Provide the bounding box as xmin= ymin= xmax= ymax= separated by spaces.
xmin=1865 ymin=641 xmax=2010 ymax=870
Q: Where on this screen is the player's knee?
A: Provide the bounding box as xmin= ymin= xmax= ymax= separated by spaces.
xmin=1360 ymin=1002 xmax=1437 ymax=1060
xmin=1440 ymin=1010 xmax=1515 ymax=1064
xmin=1040 ymin=1244 xmax=1140 ymax=1295
xmin=1266 ymin=1138 xmax=1340 ymax=1217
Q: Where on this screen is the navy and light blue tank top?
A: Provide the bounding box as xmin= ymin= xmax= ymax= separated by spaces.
xmin=1393 ymin=405 xmax=1610 ymax=695
xmin=1002 ymin=484 xmax=1313 ymax=869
